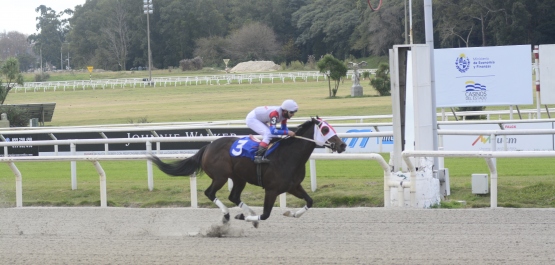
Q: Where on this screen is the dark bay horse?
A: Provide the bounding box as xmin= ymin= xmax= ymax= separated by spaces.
xmin=149 ymin=117 xmax=347 ymax=228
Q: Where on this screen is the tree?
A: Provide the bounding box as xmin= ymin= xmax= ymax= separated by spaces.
xmin=370 ymin=63 xmax=391 ymax=96
xmin=281 ymin=39 xmax=301 ymax=65
xmin=317 ymin=54 xmax=347 ymax=98
xmin=194 ymin=36 xmax=229 ymax=67
xmin=28 ymin=5 xmax=73 ymax=70
xmin=354 ymin=0 xmax=405 ymax=56
xmin=157 ymin=0 xmax=230 ymax=68
xmin=66 ymin=0 xmax=104 ymax=69
xmin=0 ymin=31 xmax=35 ymax=71
xmin=0 ymin=105 xmax=31 ymax=127
xmin=0 ymin=58 xmax=24 ymax=104
xmin=101 ymin=0 xmax=130 ymax=70
xmin=0 ymin=31 xmax=33 ymax=61
xmin=229 ymin=0 xmax=299 ymax=41
xmin=489 ymin=0 xmax=532 ymax=45
xmin=435 ymin=0 xmax=476 ymax=47
xmin=227 ymin=22 xmax=281 ymax=62
xmin=20 ymin=0 xmax=555 ymax=70
xmin=293 ymin=0 xmax=364 ymax=58
xmin=469 ymin=0 xmax=506 ymax=47
xmin=529 ymin=0 xmax=555 ymax=44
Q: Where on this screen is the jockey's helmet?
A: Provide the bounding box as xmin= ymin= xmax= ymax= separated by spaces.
xmin=281 ymin=99 xmax=298 ymax=113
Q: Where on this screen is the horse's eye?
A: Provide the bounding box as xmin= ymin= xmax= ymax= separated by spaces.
xmin=321 ymin=126 xmax=329 ymax=135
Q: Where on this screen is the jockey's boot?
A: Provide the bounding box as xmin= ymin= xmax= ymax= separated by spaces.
xmin=254 ymin=145 xmax=270 ymax=164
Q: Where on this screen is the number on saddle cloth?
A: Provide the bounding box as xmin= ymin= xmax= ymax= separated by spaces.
xmin=229 ymin=136 xmax=280 ymax=160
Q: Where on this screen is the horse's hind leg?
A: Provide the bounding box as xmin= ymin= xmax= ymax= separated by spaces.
xmin=204 ymin=179 xmax=231 ymax=224
xmin=283 ymin=184 xmax=313 ymax=218
xmin=227 ymin=179 xmax=259 ymax=228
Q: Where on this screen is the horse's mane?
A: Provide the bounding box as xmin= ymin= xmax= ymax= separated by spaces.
xmin=294 ymin=118 xmax=315 ymax=136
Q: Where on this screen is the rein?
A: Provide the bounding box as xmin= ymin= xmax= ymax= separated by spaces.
xmin=293 ymin=135 xmax=316 ymax=143
xmin=292 ymin=135 xmax=333 ymax=149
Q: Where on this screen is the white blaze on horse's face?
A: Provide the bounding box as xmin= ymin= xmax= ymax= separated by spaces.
xmin=313 ymin=119 xmax=338 ymax=146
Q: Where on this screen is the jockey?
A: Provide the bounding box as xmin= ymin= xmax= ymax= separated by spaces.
xmin=246 ymin=99 xmax=298 ymax=163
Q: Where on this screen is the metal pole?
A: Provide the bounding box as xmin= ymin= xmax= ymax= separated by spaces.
xmin=409 ymin=0 xmax=413 ymax=44
xmin=534 ymin=45 xmax=541 ymax=119
xmin=146 ymin=2 xmax=152 ymax=84
xmin=424 ymin=0 xmax=438 ymax=169
xmin=404 ymin=0 xmax=408 ymax=44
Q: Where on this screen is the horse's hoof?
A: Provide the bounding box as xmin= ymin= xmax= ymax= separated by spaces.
xmin=283 ymin=211 xmax=294 ymax=217
xmin=252 ymin=221 xmax=259 ymax=229
xmin=223 ymin=213 xmax=230 ymax=223
xmin=234 ymin=213 xmax=245 ymax=220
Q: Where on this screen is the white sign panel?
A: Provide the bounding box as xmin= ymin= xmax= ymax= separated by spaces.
xmin=440 ymin=122 xmax=553 ymax=151
xmin=435 ymin=45 xmax=533 ymax=107
xmin=539 ymin=44 xmax=555 ymax=104
xmin=334 ymin=126 xmax=394 ymax=153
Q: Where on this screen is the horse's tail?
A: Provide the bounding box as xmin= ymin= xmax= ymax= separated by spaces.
xmin=149 ymin=145 xmax=207 ymax=177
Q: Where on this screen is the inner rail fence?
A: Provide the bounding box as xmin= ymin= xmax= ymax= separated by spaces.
xmin=0 ymin=132 xmax=391 ymax=208
xmin=4 ymin=124 xmax=555 ymax=208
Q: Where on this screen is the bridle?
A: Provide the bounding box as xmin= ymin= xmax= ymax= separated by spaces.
xmin=284 ymin=118 xmax=338 ymax=150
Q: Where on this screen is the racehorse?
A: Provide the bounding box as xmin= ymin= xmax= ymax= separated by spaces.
xmin=149 ymin=117 xmax=347 ymax=228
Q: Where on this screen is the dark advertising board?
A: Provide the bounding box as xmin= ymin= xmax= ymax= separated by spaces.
xmin=2 ymin=127 xmax=266 ymax=156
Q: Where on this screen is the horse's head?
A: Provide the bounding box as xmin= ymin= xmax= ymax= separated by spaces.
xmin=296 ymin=117 xmax=347 ymax=153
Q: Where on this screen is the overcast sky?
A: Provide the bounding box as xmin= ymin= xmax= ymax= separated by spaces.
xmin=1 ymin=0 xmax=87 ymax=35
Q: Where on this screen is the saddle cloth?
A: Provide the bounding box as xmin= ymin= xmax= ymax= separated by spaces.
xmin=229 ymin=136 xmax=279 ymax=160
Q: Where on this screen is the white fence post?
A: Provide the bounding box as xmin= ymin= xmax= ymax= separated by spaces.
xmin=190 ymin=172 xmax=198 ymax=208
xmin=92 ymin=161 xmax=107 ymax=207
xmin=146 ymin=141 xmax=153 ymax=191
xmin=71 ymin=143 xmax=77 ymax=190
xmin=9 ymin=162 xmax=22 ymax=207
xmin=279 ymin=193 xmax=286 ymax=208
xmin=485 ymin=158 xmax=498 ymax=208
xmin=310 ymin=159 xmax=317 ymax=192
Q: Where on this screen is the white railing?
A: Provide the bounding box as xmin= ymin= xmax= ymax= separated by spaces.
xmin=402 ymin=150 xmax=555 ymax=208
xmin=13 ymin=70 xmax=383 ymax=92
xmin=0 ymin=133 xmax=389 ymax=208
xmin=12 ymin=71 xmax=327 ymax=92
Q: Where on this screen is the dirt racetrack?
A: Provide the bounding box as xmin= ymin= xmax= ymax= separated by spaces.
xmin=1 ymin=207 xmax=554 ymax=265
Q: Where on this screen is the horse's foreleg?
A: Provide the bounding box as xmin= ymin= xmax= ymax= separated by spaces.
xmin=227 ymin=179 xmax=256 ymax=218
xmin=234 ymin=202 xmax=259 ymax=228
xmin=283 ymin=184 xmax=313 ymax=218
xmin=245 ymin=190 xmax=279 ymax=223
xmin=227 ymin=179 xmax=259 ymax=227
xmin=236 ymin=202 xmax=257 ymax=218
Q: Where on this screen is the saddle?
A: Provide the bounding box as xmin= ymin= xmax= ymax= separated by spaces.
xmin=229 ymin=136 xmax=279 ymax=160
xmin=229 ymin=136 xmax=280 ymax=188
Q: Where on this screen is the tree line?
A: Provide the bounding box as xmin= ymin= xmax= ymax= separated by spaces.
xmin=1 ymin=0 xmax=554 ymax=72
